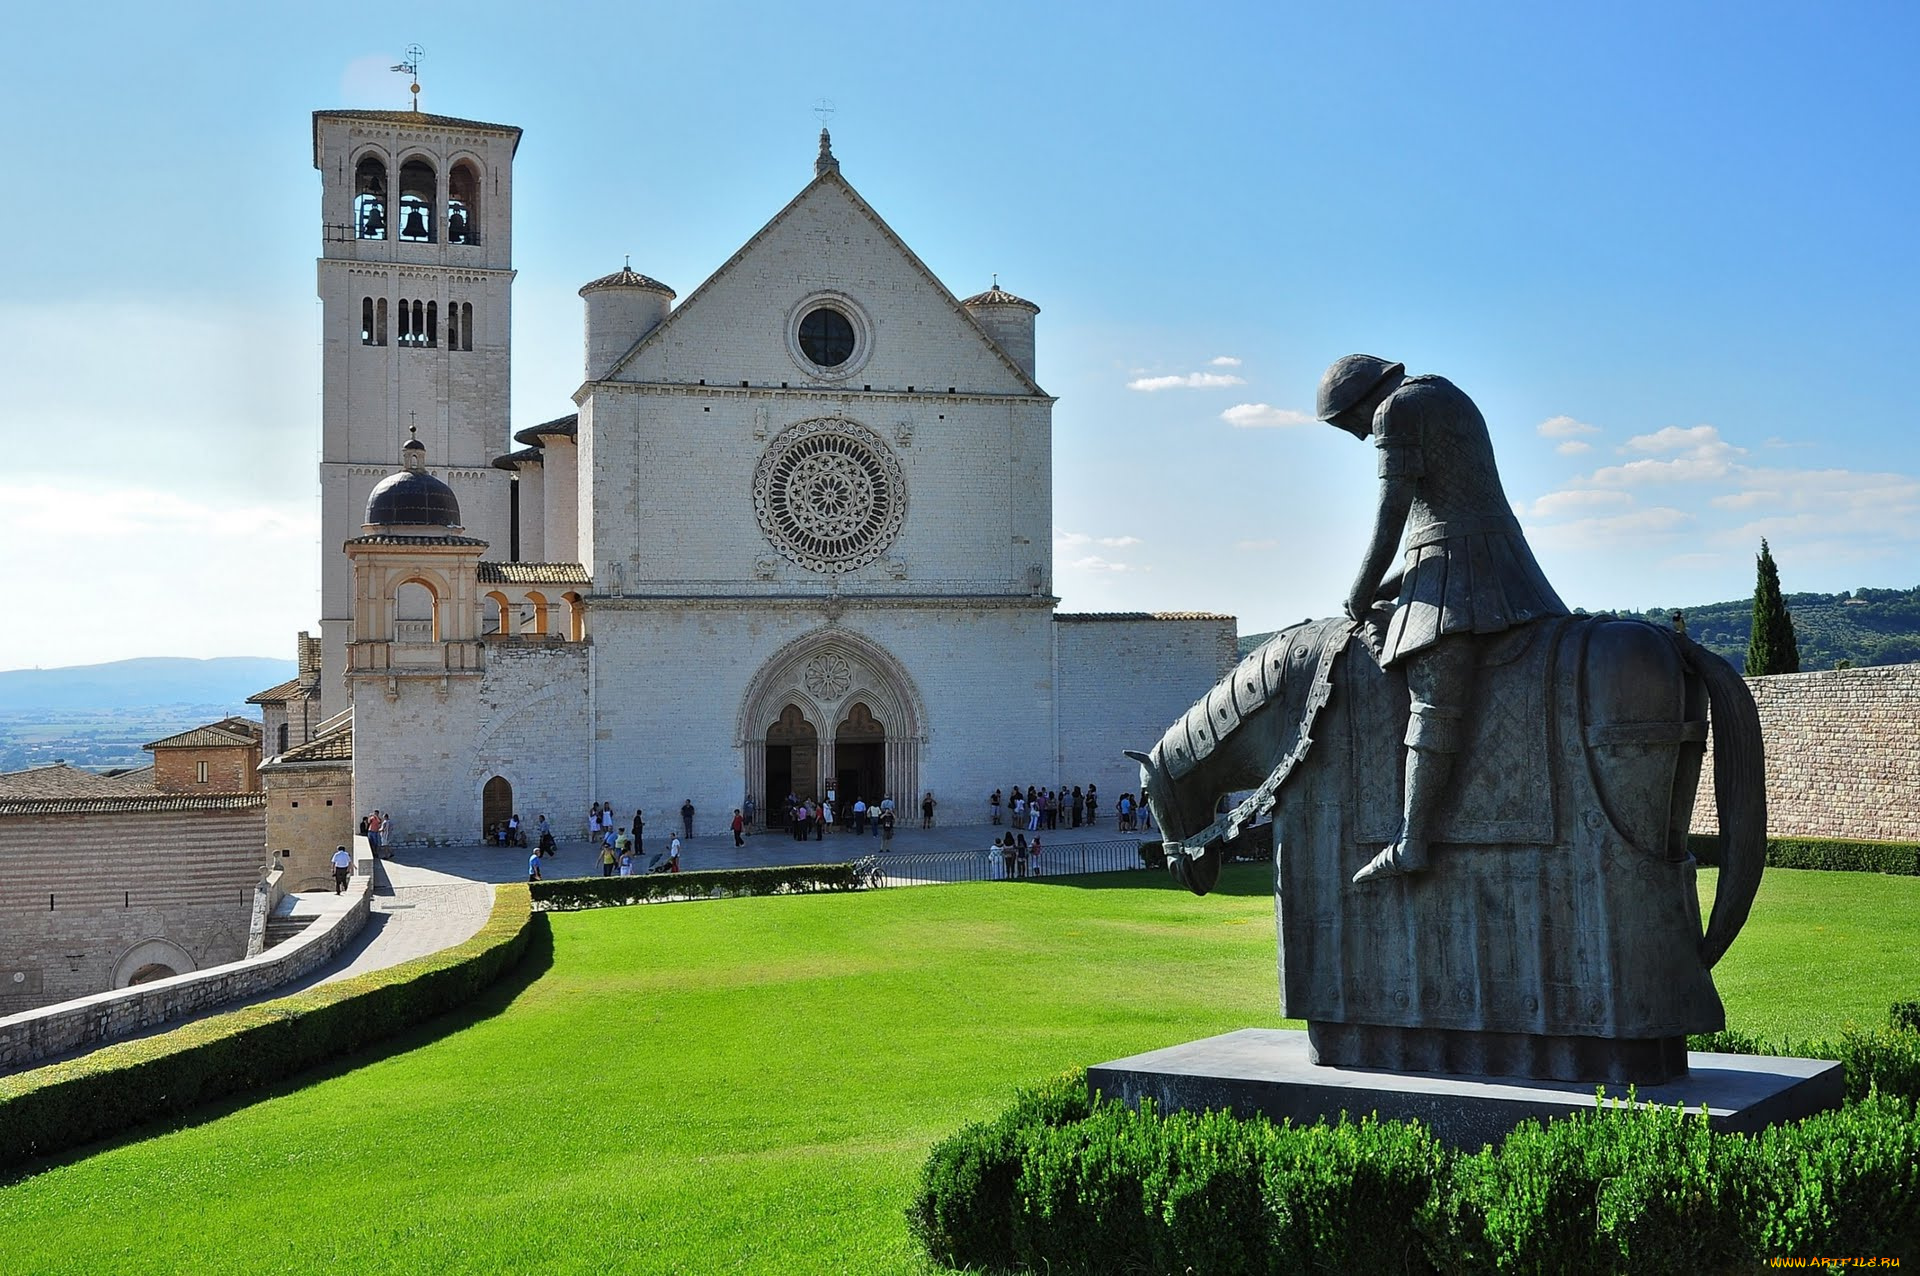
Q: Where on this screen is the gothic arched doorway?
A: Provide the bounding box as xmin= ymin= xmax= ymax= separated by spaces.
xmin=738 ymin=629 xmax=925 ymax=830
xmin=836 ymin=703 xmax=886 ymax=809
xmin=482 ymin=775 xmax=513 ymax=840
xmin=765 ymin=704 xmax=819 ymax=826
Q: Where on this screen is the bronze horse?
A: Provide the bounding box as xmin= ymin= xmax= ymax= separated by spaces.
xmin=1132 ymin=609 xmax=1765 ymax=1083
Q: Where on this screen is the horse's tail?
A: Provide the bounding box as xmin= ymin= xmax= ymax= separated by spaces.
xmin=1679 ymin=636 xmax=1767 ymax=968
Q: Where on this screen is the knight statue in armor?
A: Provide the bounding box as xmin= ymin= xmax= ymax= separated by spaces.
xmin=1317 ymin=355 xmax=1570 ymax=883
xmin=1134 ymin=355 xmax=1767 ymax=1084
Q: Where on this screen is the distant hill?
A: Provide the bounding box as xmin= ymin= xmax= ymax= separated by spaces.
xmin=1238 ymin=585 xmax=1920 ymax=671
xmin=0 ymin=657 xmax=297 ymax=712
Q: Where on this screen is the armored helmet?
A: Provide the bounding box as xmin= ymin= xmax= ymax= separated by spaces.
xmin=1316 ymin=355 xmax=1406 ymax=424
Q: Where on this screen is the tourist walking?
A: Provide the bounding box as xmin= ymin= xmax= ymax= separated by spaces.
xmin=681 ymin=799 xmax=695 ymax=839
xmin=990 ymin=789 xmax=1002 ymax=825
xmin=528 ymin=849 xmax=543 ymax=882
xmin=667 ymin=835 xmax=682 ymax=872
xmin=632 ymin=808 xmax=645 ymax=854
xmin=880 ymin=809 xmax=895 ymax=848
xmin=600 ymin=840 xmax=618 ymax=877
xmin=1072 ymin=786 xmax=1084 ymax=828
xmin=331 ymin=845 xmax=352 ymax=894
xmin=922 ymin=792 xmax=936 ymax=828
xmin=731 ymin=808 xmax=745 ymax=847
xmin=852 ymin=797 xmax=869 ymax=835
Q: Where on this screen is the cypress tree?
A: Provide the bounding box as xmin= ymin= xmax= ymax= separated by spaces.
xmin=1745 ymin=538 xmax=1801 ymax=675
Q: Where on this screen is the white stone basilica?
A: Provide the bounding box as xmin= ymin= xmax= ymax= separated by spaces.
xmin=310 ymin=105 xmax=1234 ymax=842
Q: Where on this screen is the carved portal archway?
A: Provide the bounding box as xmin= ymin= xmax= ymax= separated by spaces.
xmin=738 ymin=629 xmax=925 ymax=824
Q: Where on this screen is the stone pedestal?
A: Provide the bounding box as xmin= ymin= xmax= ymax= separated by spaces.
xmin=1089 ymin=1028 xmax=1843 ymax=1149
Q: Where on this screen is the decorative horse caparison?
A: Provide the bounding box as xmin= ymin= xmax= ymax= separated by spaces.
xmin=1133 ymin=608 xmax=1766 ymax=1084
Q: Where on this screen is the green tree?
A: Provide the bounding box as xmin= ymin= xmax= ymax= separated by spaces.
xmin=1745 ymin=538 xmax=1801 ymax=675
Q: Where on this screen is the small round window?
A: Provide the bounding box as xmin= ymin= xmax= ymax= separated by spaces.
xmin=797 ymin=307 xmax=856 ymax=368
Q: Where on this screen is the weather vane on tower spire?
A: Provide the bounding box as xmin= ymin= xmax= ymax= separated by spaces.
xmin=392 ymin=45 xmax=425 ymax=111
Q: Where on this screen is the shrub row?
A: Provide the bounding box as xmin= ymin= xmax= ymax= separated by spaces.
xmin=1690 ymin=832 xmax=1920 ymax=875
xmin=1688 ymin=1006 xmax=1920 ymax=1106
xmin=0 ymin=883 xmax=537 ymax=1171
xmin=529 ymin=861 xmax=868 ymax=911
xmin=913 ymin=1074 xmax=1920 ymax=1274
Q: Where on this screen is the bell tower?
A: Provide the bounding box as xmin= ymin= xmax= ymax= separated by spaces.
xmin=311 ymin=106 xmax=521 ymax=698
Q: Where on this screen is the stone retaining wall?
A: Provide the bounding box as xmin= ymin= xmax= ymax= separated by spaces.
xmin=0 ymin=845 xmax=376 ymax=1074
xmin=1692 ymin=662 xmax=1920 ymax=843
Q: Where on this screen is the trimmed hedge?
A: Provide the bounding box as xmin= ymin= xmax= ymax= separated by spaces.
xmin=0 ymin=883 xmax=537 ymax=1170
xmin=1689 ymin=1015 xmax=1920 ymax=1105
xmin=1690 ymin=832 xmax=1920 ymax=875
xmin=914 ymin=1074 xmax=1920 ymax=1274
xmin=529 ymin=861 xmax=869 ymax=911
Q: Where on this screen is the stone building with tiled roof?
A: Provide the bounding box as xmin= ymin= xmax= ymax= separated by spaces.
xmin=308 ymin=106 xmax=1236 ymax=845
xmin=0 ymin=733 xmax=270 ymax=1014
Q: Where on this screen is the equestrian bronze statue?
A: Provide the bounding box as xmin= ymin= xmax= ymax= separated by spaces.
xmin=1133 ymin=356 xmax=1766 ymax=1084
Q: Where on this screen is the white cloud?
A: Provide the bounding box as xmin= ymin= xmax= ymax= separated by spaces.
xmin=1537 ymin=415 xmax=1601 ymax=439
xmin=1055 ymin=529 xmax=1143 ymax=549
xmin=1710 ymin=490 xmax=1782 ymax=511
xmin=1556 ymin=440 xmax=1593 ymax=456
xmin=1064 ymin=555 xmax=1145 ymax=573
xmin=1621 ymin=425 xmax=1741 ymax=455
xmin=1209 ymin=356 xmax=1243 ymax=367
xmin=1221 ymin=403 xmax=1315 ymax=429
xmin=0 ymin=481 xmax=317 ymax=669
xmin=1526 ymin=506 xmax=1695 ymax=550
xmin=1527 ymin=489 xmax=1635 ymax=518
xmin=1127 ymin=372 xmax=1247 ymax=392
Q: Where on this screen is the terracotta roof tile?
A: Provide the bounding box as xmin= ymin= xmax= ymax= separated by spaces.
xmin=512 ymin=413 xmax=578 ymax=447
xmin=477 ymin=562 xmax=592 ymax=585
xmin=272 ymin=725 xmax=353 ymax=765
xmin=579 ymin=266 xmax=675 ymax=298
xmin=0 ymin=763 xmax=157 ymax=800
xmin=0 ymin=792 xmax=267 ymax=817
xmin=1053 ymin=611 xmax=1237 ymax=623
xmin=247 ymin=676 xmax=319 ymax=704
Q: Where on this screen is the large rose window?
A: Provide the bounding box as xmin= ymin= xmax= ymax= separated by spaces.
xmin=753 ymin=419 xmax=906 ymax=572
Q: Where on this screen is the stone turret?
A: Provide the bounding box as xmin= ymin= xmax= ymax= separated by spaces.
xmin=579 ymin=265 xmax=675 ymax=382
xmin=960 ymin=280 xmax=1040 ymax=380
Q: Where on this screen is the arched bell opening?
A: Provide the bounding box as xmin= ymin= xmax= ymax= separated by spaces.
xmin=353 ymin=155 xmax=388 ymax=240
xmin=483 ymin=590 xmax=511 ymax=636
xmin=398 ymin=157 xmax=437 ymax=242
xmin=448 ymin=160 xmax=480 ymax=245
xmin=482 ymin=775 xmax=513 ymax=842
xmin=835 ymin=702 xmax=887 ymax=812
xmin=520 ymin=590 xmax=549 ymax=636
xmin=765 ymin=704 xmax=818 ymax=827
xmin=394 ymin=579 xmax=439 ymax=642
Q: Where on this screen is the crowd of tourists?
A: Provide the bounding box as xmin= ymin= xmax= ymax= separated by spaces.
xmin=771 ymin=790 xmax=932 ymax=845
xmin=987 ymin=784 xmax=1152 ymax=832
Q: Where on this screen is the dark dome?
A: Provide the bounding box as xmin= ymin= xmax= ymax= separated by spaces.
xmin=366 ymin=470 xmax=461 ymax=528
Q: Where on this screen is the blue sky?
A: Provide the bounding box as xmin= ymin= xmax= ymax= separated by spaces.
xmin=1 ymin=1 xmax=1915 ymax=669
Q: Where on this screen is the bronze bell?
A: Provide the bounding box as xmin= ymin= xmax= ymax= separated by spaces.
xmin=447 ymin=209 xmax=467 ymax=242
xmin=402 ymin=206 xmax=429 ymax=239
xmin=363 ymin=203 xmax=385 ymax=237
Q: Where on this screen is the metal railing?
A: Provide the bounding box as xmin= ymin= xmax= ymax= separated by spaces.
xmin=861 ymin=838 xmax=1153 ymax=888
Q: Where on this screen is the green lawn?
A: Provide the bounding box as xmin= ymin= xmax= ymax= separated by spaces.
xmin=1 ymin=864 xmax=1915 ymax=1274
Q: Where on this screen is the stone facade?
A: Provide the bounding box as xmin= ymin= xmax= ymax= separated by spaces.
xmin=322 ymin=116 xmax=1236 ymax=843
xmin=313 ymin=111 xmax=521 ymax=699
xmin=261 ymin=722 xmax=356 ymax=891
xmin=1691 ymin=663 xmax=1920 ymax=843
xmin=1055 ymin=614 xmax=1243 ymax=812
xmin=147 ymin=720 xmax=262 ymax=794
xmin=0 ymin=799 xmax=267 ymax=1015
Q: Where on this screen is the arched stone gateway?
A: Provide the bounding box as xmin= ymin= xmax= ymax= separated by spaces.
xmin=738 ymin=629 xmax=925 ymax=822
xmin=482 ymin=775 xmax=513 ymax=840
xmin=112 ymin=937 xmax=196 ymax=990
